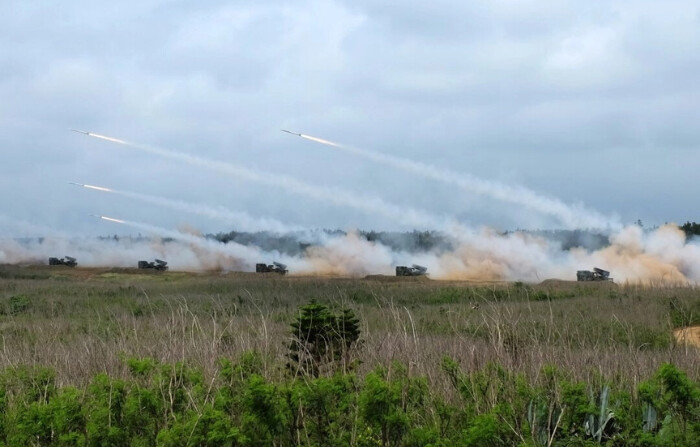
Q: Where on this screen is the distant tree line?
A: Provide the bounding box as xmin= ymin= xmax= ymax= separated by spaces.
xmin=204 ymin=228 xmax=618 ymax=255
xmin=522 ymin=229 xmax=610 ymax=251
xmin=680 ymin=221 xmax=700 ymax=238
xmin=208 ymin=231 xmax=312 ymax=256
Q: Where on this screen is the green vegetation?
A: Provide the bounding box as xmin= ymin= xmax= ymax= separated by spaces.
xmin=0 ymin=357 xmax=697 ymax=446
xmin=680 ymin=221 xmax=700 ymax=238
xmin=0 ymin=265 xmax=698 ymax=445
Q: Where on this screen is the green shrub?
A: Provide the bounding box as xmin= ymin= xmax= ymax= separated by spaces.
xmin=8 ymin=295 xmax=30 ymax=315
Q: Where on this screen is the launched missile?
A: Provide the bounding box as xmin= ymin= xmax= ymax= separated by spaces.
xmin=89 ymin=214 xmax=125 ymax=224
xmin=69 ymin=129 xmax=128 ymax=144
xmin=69 ymin=182 xmax=112 ymax=192
xmin=280 ymin=129 xmax=340 ymax=147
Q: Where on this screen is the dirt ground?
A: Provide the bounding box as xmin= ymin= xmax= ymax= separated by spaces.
xmin=673 ymin=326 xmax=700 ymax=349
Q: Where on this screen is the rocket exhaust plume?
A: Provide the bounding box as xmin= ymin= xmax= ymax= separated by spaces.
xmin=71 ymin=130 xmax=458 ymax=232
xmin=282 ymin=130 xmax=340 ymax=147
xmin=90 ymin=213 xmax=265 ymax=264
xmin=70 ymin=182 xmax=112 ymax=192
xmin=84 ymin=184 xmax=113 ymax=192
xmin=283 ymin=130 xmax=620 ymax=230
xmin=72 ymin=182 xmax=303 ymax=233
xmin=90 ymin=214 xmax=125 ymax=224
xmin=78 ymin=131 xmax=128 ymax=145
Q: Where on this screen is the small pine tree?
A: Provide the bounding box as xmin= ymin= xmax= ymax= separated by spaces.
xmin=287 ymin=301 xmax=361 ymax=377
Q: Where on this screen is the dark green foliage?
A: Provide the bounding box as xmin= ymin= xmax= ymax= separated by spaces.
xmin=157 ymin=407 xmax=244 ymax=447
xmin=679 ymin=221 xmax=700 ymax=238
xmin=296 ymin=374 xmax=357 ymax=446
xmin=461 ymin=413 xmax=507 ymax=446
xmin=0 ymin=359 xmax=697 ymax=446
xmin=240 ymin=375 xmax=288 ymax=446
xmin=85 ymin=374 xmax=127 ymax=446
xmin=359 ymin=368 xmax=410 ymax=446
xmin=287 ymin=301 xmax=361 ymax=377
xmin=4 ymin=294 xmax=31 ymax=316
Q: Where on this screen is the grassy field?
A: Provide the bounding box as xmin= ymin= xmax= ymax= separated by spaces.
xmin=1 ymin=265 xmax=698 ymax=387
xmin=0 ymin=265 xmax=698 ymax=445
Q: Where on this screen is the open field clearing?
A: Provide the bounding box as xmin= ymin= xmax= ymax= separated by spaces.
xmin=0 ymin=264 xmax=698 ymax=445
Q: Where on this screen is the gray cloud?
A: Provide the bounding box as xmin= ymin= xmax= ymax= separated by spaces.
xmin=0 ymin=0 xmax=698 ymax=238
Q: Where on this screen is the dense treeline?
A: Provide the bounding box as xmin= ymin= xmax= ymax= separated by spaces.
xmin=680 ymin=221 xmax=700 ymax=238
xmin=0 ymin=356 xmax=697 ymax=446
xmin=209 ymin=229 xmax=451 ymax=255
xmin=207 ymin=228 xmax=612 ymax=255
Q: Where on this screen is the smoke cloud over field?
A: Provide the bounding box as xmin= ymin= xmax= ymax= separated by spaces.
xmin=2 ymin=222 xmax=698 ymax=284
xmin=4 ymin=132 xmax=693 ymax=285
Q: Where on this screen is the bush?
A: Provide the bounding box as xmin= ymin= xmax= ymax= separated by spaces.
xmin=8 ymin=295 xmax=30 ymax=316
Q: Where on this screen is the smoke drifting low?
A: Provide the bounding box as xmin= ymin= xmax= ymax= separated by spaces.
xmin=2 ymin=222 xmax=698 ymax=284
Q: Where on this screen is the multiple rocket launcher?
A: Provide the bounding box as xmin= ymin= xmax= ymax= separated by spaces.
xmin=46 ymin=255 xmax=611 ymax=280
xmin=47 ymin=256 xmax=169 ymax=271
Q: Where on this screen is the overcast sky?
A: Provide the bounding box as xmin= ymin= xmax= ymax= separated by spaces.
xmin=1 ymin=0 xmax=698 ymax=237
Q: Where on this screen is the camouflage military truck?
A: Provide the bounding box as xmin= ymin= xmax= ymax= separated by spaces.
xmin=48 ymin=256 xmax=77 ymax=267
xmin=255 ymin=262 xmax=288 ymax=275
xmin=137 ymin=259 xmax=168 ymax=271
xmin=577 ymin=267 xmax=612 ymax=281
xmin=396 ymin=264 xmax=428 ymax=276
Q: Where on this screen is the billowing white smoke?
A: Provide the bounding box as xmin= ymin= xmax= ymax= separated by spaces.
xmin=0 ymin=215 xmax=286 ymax=272
xmin=285 ymin=224 xmax=699 ymax=283
xmin=288 ymin=230 xmax=397 ymax=276
xmin=1 ymin=224 xmax=698 ymax=284
xmin=418 ymin=224 xmax=699 ymax=283
xmin=0 ymin=236 xmax=240 ymax=271
xmin=573 ymin=225 xmax=700 ymax=283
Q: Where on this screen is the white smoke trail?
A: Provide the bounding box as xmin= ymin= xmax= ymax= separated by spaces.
xmin=80 ymin=132 xmax=458 ymax=231
xmin=74 ymin=183 xmax=304 ymax=233
xmin=94 ymin=214 xmax=263 ymax=264
xmin=294 ymin=132 xmax=620 ymax=230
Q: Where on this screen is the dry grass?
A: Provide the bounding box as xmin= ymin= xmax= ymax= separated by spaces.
xmin=0 ymin=265 xmax=698 ymax=392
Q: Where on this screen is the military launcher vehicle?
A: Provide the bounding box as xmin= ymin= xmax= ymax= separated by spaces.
xmin=256 ymin=262 xmax=288 ymax=275
xmin=48 ymin=256 xmax=77 ymax=267
xmin=396 ymin=264 xmax=428 ymax=276
xmin=137 ymin=259 xmax=168 ymax=271
xmin=577 ymin=267 xmax=612 ymax=282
